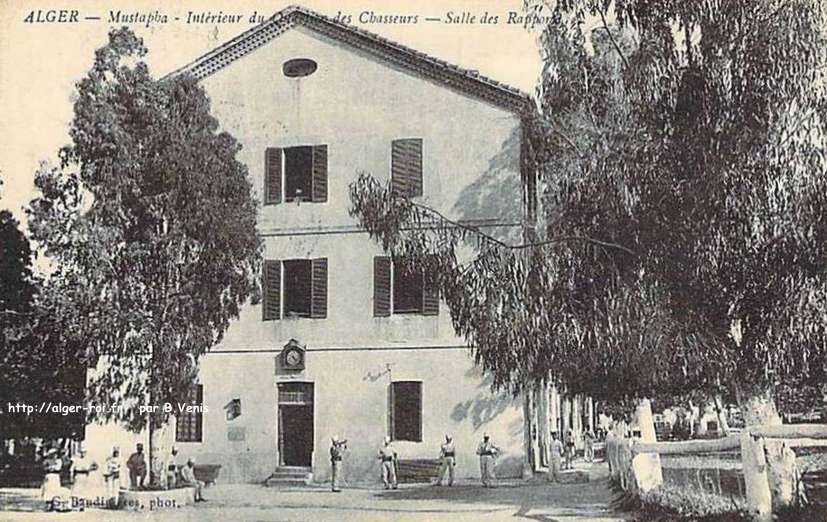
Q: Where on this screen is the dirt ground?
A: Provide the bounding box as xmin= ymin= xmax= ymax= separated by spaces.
xmin=0 ymin=462 xmax=628 ymax=522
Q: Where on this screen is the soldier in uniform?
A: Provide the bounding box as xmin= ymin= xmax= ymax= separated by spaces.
xmin=126 ymin=443 xmax=147 ymax=490
xmin=564 ymin=429 xmax=576 ymax=470
xmin=377 ymin=436 xmax=398 ymax=489
xmin=437 ymin=434 xmax=456 ymax=486
xmin=329 ymin=435 xmax=347 ymax=492
xmin=103 ymin=447 xmax=121 ymax=507
xmin=476 ymin=433 xmax=499 ymax=488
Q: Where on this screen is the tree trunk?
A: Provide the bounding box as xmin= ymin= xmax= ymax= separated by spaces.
xmin=741 ymin=430 xmax=772 ymax=522
xmin=736 ymin=384 xmax=796 ymax=511
xmin=536 ymin=377 xmax=550 ymax=468
xmin=148 ymin=417 xmax=172 ymax=488
xmin=522 ymin=387 xmax=536 ymax=478
xmin=712 ymin=394 xmax=731 ymax=436
xmin=631 ymin=398 xmax=663 ymax=492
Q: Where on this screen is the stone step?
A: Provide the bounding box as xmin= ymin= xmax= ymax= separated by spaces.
xmin=264 ymin=467 xmax=313 ymax=487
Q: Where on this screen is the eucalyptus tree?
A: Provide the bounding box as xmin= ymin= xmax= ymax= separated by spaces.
xmin=350 ymin=0 xmax=827 ymax=436
xmin=27 ymin=28 xmax=261 ymax=482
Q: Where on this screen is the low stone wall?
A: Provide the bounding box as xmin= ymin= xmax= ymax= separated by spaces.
xmin=117 ymin=487 xmax=195 ymax=512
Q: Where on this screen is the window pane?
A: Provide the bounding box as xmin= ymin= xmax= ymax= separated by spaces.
xmin=393 ymin=264 xmax=423 ymax=314
xmin=392 ymin=381 xmax=422 ymax=442
xmin=284 ymin=146 xmax=313 ymax=202
xmin=283 ymin=260 xmax=312 ymax=318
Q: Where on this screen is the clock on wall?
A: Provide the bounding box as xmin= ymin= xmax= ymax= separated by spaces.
xmin=282 ymin=339 xmax=305 ymax=371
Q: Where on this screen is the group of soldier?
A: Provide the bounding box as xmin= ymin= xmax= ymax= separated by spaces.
xmin=41 ymin=442 xmax=207 ymax=512
xmin=329 ymin=433 xmax=500 ymax=491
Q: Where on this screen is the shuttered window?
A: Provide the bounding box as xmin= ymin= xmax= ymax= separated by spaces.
xmin=264 ymin=145 xmax=328 ymax=205
xmin=374 ymin=257 xmax=392 ymax=317
xmin=390 ymin=381 xmax=422 ymax=442
xmin=373 ymin=256 xmax=438 ymax=316
xmin=262 ymin=260 xmax=281 ymax=321
xmin=176 ymin=385 xmax=203 ymax=443
xmin=263 ymin=259 xmax=327 ymax=320
xmin=391 ymin=138 xmax=423 ymax=197
xmin=264 ymin=148 xmax=282 ymax=205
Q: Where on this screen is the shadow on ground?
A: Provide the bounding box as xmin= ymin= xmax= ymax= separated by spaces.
xmin=371 ymin=471 xmax=624 ymax=521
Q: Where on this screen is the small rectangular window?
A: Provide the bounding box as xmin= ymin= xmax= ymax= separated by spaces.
xmin=283 ymin=259 xmax=312 ymax=318
xmin=391 ymin=381 xmax=422 ymax=442
xmin=176 ymin=385 xmax=203 ymax=443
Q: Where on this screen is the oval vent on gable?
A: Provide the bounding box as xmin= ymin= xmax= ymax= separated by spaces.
xmin=283 ymin=58 xmax=318 ymax=78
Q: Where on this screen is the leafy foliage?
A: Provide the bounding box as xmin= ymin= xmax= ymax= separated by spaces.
xmin=350 ymin=0 xmax=827 ymax=413
xmin=26 ymin=28 xmax=261 ymax=432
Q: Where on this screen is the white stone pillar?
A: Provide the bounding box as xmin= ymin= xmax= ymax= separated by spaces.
xmin=741 ymin=432 xmax=772 ymax=522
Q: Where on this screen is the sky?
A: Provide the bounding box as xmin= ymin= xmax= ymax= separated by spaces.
xmin=0 ymin=0 xmax=544 ymax=223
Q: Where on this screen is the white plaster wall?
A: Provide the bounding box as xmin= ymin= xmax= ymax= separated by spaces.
xmin=181 ymin=347 xmax=524 ymax=484
xmin=79 ymin=26 xmax=527 ymax=485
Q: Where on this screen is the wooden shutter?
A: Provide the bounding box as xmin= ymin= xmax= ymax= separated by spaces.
xmin=263 ymin=260 xmax=281 ymax=321
xmin=265 ymin=148 xmax=282 ymax=205
xmin=391 ymin=138 xmax=423 ymax=197
xmin=310 ymin=257 xmax=327 ymax=319
xmin=422 ymin=277 xmax=439 ymax=316
xmin=374 ymin=256 xmax=391 ymax=317
xmin=422 ymin=254 xmax=439 ymax=316
xmin=312 ymin=145 xmax=328 ymax=203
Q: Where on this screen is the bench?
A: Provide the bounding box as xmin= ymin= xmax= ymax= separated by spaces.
xmin=193 ymin=464 xmax=221 ymax=486
xmin=396 ymin=459 xmax=441 ymax=483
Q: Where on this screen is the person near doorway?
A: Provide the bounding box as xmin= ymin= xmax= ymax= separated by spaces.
xmin=180 ymin=458 xmax=206 ymax=502
xmin=377 ymin=436 xmax=398 ymax=489
xmin=103 ymin=447 xmax=121 ymax=507
xmin=584 ymin=429 xmax=595 ymax=463
xmin=437 ymin=434 xmax=456 ymax=486
xmin=564 ymin=429 xmax=576 ymax=469
xmin=126 ymin=443 xmax=147 ymax=490
xmin=476 ymin=433 xmax=499 ymax=487
xmin=330 ymin=435 xmax=347 ymax=492
xmin=549 ymin=431 xmax=563 ymax=481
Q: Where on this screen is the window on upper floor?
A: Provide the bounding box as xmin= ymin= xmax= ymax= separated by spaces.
xmin=262 ymin=258 xmax=328 ymax=320
xmin=391 ymin=138 xmax=423 ymax=197
xmin=264 ymin=145 xmax=328 ymax=205
xmin=390 ymin=381 xmax=423 ymax=442
xmin=373 ymin=256 xmax=438 ymax=317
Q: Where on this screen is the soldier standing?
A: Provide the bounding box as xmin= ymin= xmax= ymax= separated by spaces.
xmin=564 ymin=429 xmax=576 ymax=470
xmin=377 ymin=436 xmax=398 ymax=489
xmin=329 ymin=435 xmax=347 ymax=492
xmin=103 ymin=447 xmax=121 ymax=508
xmin=437 ymin=434 xmax=456 ymax=486
xmin=476 ymin=433 xmax=499 ymax=488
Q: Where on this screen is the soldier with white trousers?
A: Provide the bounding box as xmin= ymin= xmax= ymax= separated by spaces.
xmin=476 ymin=433 xmax=499 ymax=487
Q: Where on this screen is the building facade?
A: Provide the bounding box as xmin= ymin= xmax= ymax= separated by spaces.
xmin=87 ymin=6 xmax=534 ymax=485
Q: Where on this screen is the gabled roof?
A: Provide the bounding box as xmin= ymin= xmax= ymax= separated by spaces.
xmin=168 ymin=5 xmax=533 ymax=114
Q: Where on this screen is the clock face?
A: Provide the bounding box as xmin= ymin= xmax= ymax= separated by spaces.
xmin=285 ymin=349 xmax=302 ymax=367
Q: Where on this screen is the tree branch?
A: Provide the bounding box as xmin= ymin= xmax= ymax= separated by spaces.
xmin=406 ymin=200 xmax=635 ymax=256
xmin=598 ymin=7 xmax=629 ymax=69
